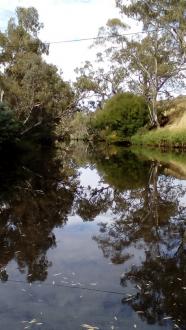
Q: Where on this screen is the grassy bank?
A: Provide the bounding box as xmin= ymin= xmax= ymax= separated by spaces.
xmin=131 ymin=96 xmax=186 ymax=148
xmin=131 ymin=128 xmax=186 ymax=148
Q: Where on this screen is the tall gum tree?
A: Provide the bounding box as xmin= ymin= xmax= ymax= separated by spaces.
xmin=93 ymin=1 xmax=186 ymax=127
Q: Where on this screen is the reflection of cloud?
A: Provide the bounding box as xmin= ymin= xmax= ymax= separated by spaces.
xmin=79 ymin=167 xmax=101 ymax=189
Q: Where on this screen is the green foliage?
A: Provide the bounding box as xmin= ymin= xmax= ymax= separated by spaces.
xmin=92 ymin=93 xmax=148 ymax=141
xmin=5 ymin=52 xmax=73 ymax=119
xmin=16 ymin=7 xmax=44 ymax=36
xmin=69 ymin=112 xmax=92 ymax=140
xmin=0 ymin=6 xmax=75 ymax=146
xmin=0 ymin=102 xmax=21 ymax=145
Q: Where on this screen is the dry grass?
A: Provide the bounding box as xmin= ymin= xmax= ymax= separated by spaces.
xmin=132 ymin=95 xmax=186 ymax=147
xmin=163 ymin=95 xmax=186 ymax=129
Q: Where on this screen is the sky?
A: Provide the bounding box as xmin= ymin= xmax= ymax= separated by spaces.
xmin=0 ymin=0 xmax=121 ymax=81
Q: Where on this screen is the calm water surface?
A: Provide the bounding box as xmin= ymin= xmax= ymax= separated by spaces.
xmin=0 ymin=143 xmax=185 ymax=330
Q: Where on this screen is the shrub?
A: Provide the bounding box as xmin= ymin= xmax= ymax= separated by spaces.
xmin=92 ymin=93 xmax=148 ymax=140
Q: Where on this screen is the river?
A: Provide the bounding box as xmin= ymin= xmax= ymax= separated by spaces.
xmin=0 ymin=143 xmax=185 ymax=330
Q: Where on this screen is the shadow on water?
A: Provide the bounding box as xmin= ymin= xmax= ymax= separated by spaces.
xmin=0 ymin=142 xmax=185 ymax=329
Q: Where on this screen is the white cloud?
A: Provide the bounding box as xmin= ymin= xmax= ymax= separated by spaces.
xmin=0 ymin=0 xmax=119 ymax=80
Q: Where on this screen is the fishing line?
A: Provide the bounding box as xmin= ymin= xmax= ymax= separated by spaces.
xmin=2 ymin=278 xmax=132 ymax=297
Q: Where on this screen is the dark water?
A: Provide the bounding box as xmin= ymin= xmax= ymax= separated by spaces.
xmin=0 ymin=143 xmax=185 ymax=330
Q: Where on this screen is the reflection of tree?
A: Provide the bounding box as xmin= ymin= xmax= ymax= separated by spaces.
xmin=0 ymin=146 xmax=79 ymax=282
xmin=76 ymin=186 xmax=113 ymax=221
xmin=121 ymin=245 xmax=186 ymax=329
xmin=73 ymin=146 xmax=151 ymax=223
xmin=93 ymin=160 xmax=185 ymax=263
xmin=91 ymin=153 xmax=186 ymax=328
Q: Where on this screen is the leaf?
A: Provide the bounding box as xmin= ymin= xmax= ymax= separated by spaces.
xmin=81 ymin=324 xmax=99 ymax=329
xmin=29 ymin=319 xmax=37 ymax=324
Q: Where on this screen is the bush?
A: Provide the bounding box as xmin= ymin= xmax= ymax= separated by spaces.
xmin=92 ymin=93 xmax=148 ymax=141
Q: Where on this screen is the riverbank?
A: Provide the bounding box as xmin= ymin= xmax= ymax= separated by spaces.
xmin=131 ymin=96 xmax=186 ymax=148
xmin=131 ymin=128 xmax=186 ymax=149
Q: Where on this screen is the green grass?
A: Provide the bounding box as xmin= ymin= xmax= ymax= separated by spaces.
xmin=131 ymin=128 xmax=186 ymax=148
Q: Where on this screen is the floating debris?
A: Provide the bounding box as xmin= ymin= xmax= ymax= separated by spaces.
xmin=81 ymin=324 xmax=99 ymax=329
xmin=114 ymin=316 xmax=117 ymax=321
xmin=163 ymin=316 xmax=172 ymax=320
xmin=53 ymin=273 xmax=62 ymax=277
xmin=123 ymin=297 xmax=133 ymax=302
xmin=29 ymin=319 xmax=37 ymax=324
xmin=90 ymin=283 xmax=97 ymax=286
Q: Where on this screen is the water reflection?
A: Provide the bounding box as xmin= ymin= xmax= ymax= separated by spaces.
xmin=0 ymin=143 xmax=185 ymax=329
xmin=0 ymin=146 xmax=79 ymax=282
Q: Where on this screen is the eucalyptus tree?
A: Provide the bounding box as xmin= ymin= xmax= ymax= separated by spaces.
xmin=119 ymin=31 xmax=185 ymax=126
xmin=0 ymin=6 xmax=48 ymax=115
xmin=92 ymin=1 xmax=186 ymax=127
xmin=116 ymin=0 xmax=186 ymax=55
xmin=74 ymin=57 xmax=126 ymax=111
xmin=115 ymin=0 xmax=186 ymax=125
xmin=0 ymin=7 xmax=75 ymax=141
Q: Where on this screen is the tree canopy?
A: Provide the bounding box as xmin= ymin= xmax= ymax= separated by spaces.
xmin=0 ymin=6 xmax=76 ymax=145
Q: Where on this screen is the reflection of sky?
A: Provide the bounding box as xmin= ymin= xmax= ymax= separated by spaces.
xmin=174 ymin=178 xmax=186 ymax=207
xmin=78 ymin=167 xmax=101 ymax=189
